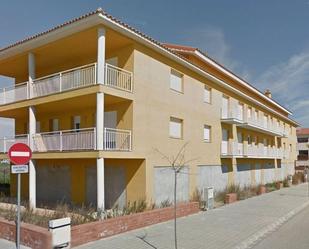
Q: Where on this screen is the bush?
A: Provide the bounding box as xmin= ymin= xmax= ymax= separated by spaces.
xmin=190 ymin=188 xmax=204 ymax=209
xmin=160 ymin=199 xmax=173 ymax=208
xmin=292 ymin=172 xmax=304 ymax=184
xmin=265 ymin=182 xmax=276 ymax=192
xmin=283 ymin=178 xmax=290 ymax=187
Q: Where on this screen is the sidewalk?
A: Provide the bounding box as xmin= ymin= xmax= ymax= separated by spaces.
xmin=0 ymin=239 xmax=30 ymax=249
xmin=75 ymin=184 xmax=309 ymax=249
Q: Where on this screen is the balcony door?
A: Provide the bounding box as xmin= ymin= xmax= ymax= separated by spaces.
xmin=104 ymin=111 xmax=117 ymax=150
xmin=263 ymin=115 xmax=268 ymax=128
xmin=237 ymin=132 xmax=243 ymax=155
xmin=104 ymin=111 xmax=117 ymax=128
xmin=237 ymin=103 xmax=244 ymax=121
xmin=221 ymin=129 xmax=228 ymax=155
xmin=263 ymin=138 xmax=268 ymax=156
xmin=222 ymin=96 xmax=229 ymax=119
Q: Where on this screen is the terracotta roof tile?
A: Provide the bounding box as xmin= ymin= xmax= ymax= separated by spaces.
xmin=297 ymin=128 xmax=309 ymax=136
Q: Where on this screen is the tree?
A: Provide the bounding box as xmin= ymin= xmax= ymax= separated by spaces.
xmin=155 ymin=143 xmax=196 ymax=249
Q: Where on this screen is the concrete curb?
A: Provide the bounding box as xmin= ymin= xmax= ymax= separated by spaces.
xmin=233 ymin=199 xmax=309 ymax=249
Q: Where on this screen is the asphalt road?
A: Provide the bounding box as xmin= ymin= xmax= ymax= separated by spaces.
xmin=252 ymin=205 xmax=309 ymax=249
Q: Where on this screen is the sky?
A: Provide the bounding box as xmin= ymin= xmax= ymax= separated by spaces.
xmin=0 ymin=0 xmax=309 ymax=137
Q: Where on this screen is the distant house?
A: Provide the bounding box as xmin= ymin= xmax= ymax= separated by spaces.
xmin=296 ymin=128 xmax=309 ymax=171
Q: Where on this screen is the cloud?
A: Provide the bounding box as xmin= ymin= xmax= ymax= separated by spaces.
xmin=182 ymin=26 xmax=309 ymax=126
xmin=256 ymin=50 xmax=309 ymax=126
xmin=181 ymin=26 xmax=251 ymax=80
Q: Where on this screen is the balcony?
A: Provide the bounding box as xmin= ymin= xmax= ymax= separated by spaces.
xmin=0 ymin=127 xmax=132 ymax=153
xmin=220 ymin=108 xmax=286 ymax=137
xmin=297 ymin=142 xmax=309 ymax=151
xmin=221 ymin=141 xmax=284 ymax=159
xmin=0 ymin=134 xmax=29 ymax=153
xmin=240 ymin=116 xmax=284 ymax=137
xmin=0 ymin=63 xmax=133 ymax=105
xmin=220 ymin=108 xmax=244 ymax=125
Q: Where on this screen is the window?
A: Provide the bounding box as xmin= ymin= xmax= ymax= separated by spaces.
xmin=247 ymin=135 xmax=252 ymax=145
xmin=247 ymin=107 xmax=252 ymax=119
xmin=73 ymin=116 xmax=81 ymax=130
xmin=289 ymin=144 xmax=292 ymax=152
xmin=49 ymin=118 xmax=59 ymax=132
xmin=254 ymin=110 xmax=258 ymax=121
xmin=169 ymin=117 xmax=183 ymax=139
xmin=298 ymin=137 xmax=309 ymax=143
xmin=52 ymin=119 xmax=59 ymax=131
xmin=170 ymin=69 xmax=183 ymax=92
xmin=204 ymin=85 xmax=211 ymax=103
xmin=203 ymin=125 xmax=211 ymax=142
xmin=237 ymin=103 xmax=244 ymax=121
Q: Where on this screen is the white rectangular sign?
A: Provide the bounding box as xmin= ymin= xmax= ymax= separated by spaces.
xmin=11 ymin=165 xmax=29 ymax=174
xmin=208 ymin=187 xmax=214 ymax=199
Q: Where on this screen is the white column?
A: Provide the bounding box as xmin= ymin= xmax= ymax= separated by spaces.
xmin=28 ymin=52 xmax=36 ymax=98
xmin=97 ymin=157 xmax=105 ymax=211
xmin=29 ymin=160 xmax=36 ymax=208
xmin=28 ymin=106 xmax=36 ymax=209
xmin=96 ymin=92 xmax=104 ymax=150
xmin=28 ymin=53 xmax=36 ymax=209
xmin=29 ymin=106 xmax=36 ymax=149
xmin=97 ymin=28 xmax=106 ymax=84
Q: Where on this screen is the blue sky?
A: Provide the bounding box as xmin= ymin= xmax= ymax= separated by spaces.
xmin=1 ymin=0 xmax=309 ymax=136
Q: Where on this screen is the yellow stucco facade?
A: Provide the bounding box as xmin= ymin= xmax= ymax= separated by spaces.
xmin=0 ymin=10 xmax=298 ymax=209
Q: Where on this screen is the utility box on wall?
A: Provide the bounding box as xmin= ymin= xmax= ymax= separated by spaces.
xmin=203 ymin=187 xmax=214 ymax=210
xmin=49 ymin=217 xmax=71 ymax=248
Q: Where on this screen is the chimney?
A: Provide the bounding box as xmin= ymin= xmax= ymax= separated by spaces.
xmin=264 ymin=89 xmax=272 ymax=98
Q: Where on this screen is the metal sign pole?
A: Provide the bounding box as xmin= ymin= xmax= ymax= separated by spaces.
xmin=16 ymin=173 xmax=21 ymax=249
xmin=8 ymin=143 xmax=32 ymax=249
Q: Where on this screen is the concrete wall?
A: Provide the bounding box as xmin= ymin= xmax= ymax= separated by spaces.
xmin=197 ymin=165 xmax=229 ymax=192
xmin=235 ymin=164 xmax=252 ymax=187
xmin=154 ymin=166 xmax=189 ymax=205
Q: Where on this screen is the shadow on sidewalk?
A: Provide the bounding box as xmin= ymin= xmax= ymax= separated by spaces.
xmin=136 ymin=232 xmax=158 ymax=249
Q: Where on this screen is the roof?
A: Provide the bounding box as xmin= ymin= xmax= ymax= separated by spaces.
xmin=0 ymin=8 xmax=299 ymax=126
xmin=163 ymin=43 xmax=293 ymax=115
xmin=297 ymin=128 xmax=309 ymax=136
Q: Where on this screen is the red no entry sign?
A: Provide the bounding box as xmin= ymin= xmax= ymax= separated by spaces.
xmin=8 ymin=143 xmax=32 ymax=165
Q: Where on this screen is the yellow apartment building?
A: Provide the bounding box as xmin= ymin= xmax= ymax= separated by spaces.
xmin=0 ymin=8 xmax=298 ymax=210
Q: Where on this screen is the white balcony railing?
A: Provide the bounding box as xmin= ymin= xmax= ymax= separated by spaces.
xmin=245 ymin=116 xmax=283 ymax=136
xmin=33 ymin=64 xmax=97 ymax=98
xmin=105 ymin=64 xmax=133 ymax=92
xmin=33 ymin=128 xmax=96 ymax=152
xmin=0 ymin=134 xmax=29 ymax=153
xmin=221 ymin=141 xmax=283 ymax=159
xmin=29 ymin=127 xmax=132 ymax=152
xmin=104 ymin=128 xmax=132 ymax=151
xmin=0 ymin=82 xmax=28 ymax=105
xmin=0 ymin=63 xmax=133 ymax=105
xmin=221 ymin=106 xmax=242 ymax=121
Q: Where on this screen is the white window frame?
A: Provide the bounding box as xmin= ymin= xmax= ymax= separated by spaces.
xmin=170 ymin=69 xmax=183 ymax=93
xmin=204 ymin=85 xmax=211 ymax=104
xmin=169 ymin=117 xmax=183 ymax=139
xmin=203 ymin=125 xmax=211 ymax=142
